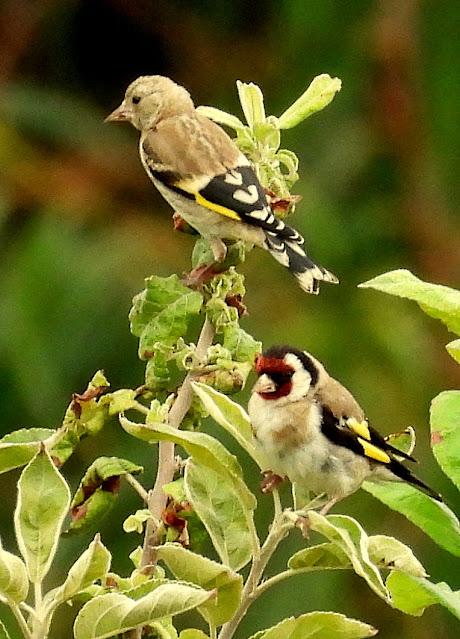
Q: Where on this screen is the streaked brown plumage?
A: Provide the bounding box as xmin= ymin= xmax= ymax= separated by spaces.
xmin=106 ymin=76 xmax=338 ymax=294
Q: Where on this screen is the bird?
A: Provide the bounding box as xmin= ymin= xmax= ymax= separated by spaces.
xmin=248 ymin=345 xmax=441 ymax=515
xmin=105 ymin=75 xmax=338 ymax=294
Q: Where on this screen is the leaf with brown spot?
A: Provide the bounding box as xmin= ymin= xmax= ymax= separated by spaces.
xmin=67 ymin=457 xmax=143 ymax=534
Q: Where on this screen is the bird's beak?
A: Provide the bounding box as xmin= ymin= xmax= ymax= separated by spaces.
xmin=105 ymin=102 xmax=131 ymax=123
xmin=252 ymin=374 xmax=276 ymax=395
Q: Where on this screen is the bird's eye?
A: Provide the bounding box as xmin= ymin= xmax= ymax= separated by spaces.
xmin=132 ymin=96 xmax=141 ymax=104
xmin=270 ymin=372 xmax=293 ymax=386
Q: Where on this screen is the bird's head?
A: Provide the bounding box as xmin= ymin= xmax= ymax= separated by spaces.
xmin=105 ymin=75 xmax=194 ymax=130
xmin=252 ymin=345 xmax=321 ymax=404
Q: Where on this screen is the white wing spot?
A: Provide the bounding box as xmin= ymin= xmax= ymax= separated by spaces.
xmin=233 ymin=184 xmax=259 ymax=204
xmin=287 ymin=242 xmax=307 ymax=257
xmin=250 ymin=208 xmax=270 ymax=221
xmin=224 ymin=170 xmax=243 ymax=186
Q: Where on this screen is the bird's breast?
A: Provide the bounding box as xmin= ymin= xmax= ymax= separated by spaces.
xmin=248 ymin=395 xmax=319 ymax=472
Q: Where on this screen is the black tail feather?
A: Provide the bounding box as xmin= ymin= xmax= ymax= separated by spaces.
xmin=389 ymin=459 xmax=442 ymax=502
xmin=264 ymin=228 xmax=338 ymax=294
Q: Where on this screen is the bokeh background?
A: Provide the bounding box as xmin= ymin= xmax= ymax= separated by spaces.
xmin=1 ymin=1 xmax=459 ymax=637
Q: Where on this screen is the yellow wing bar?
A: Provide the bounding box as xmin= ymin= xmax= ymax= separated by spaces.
xmin=194 ymin=192 xmax=242 ymax=221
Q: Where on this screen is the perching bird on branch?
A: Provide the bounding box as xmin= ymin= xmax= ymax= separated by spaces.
xmin=106 ymin=75 xmax=338 ymax=294
xmin=248 ymin=345 xmax=441 ymax=514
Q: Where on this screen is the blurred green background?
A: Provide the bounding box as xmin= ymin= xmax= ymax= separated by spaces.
xmin=0 ymin=0 xmax=459 ymax=637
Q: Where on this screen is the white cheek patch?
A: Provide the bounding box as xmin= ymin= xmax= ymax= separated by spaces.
xmin=233 ymin=184 xmax=259 ymax=204
xmin=284 ymin=353 xmax=312 ymax=400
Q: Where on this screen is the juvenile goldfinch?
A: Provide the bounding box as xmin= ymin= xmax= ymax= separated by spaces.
xmin=248 ymin=345 xmax=441 ymax=514
xmin=106 ymin=76 xmax=338 ymax=294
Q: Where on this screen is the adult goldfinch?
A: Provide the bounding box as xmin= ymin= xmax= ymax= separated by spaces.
xmin=106 ymin=76 xmax=338 ymax=294
xmin=248 ymin=345 xmax=441 ymax=513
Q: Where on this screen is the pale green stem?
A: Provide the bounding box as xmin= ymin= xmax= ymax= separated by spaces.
xmin=125 ymin=473 xmax=149 ymax=503
xmin=34 ymin=582 xmax=42 ymax=612
xmin=255 ymin=569 xmax=297 ymax=597
xmin=133 ymin=317 xmax=215 ymax=639
xmin=209 ymin=622 xmax=217 ymax=639
xmin=19 ymin=602 xmax=36 ymax=617
xmin=218 ymin=514 xmax=293 ymax=639
xmin=3 ymin=599 xmax=33 ymax=639
xmin=272 ymin=488 xmax=282 ymax=520
xmin=133 ymin=401 xmax=149 ymax=415
xmin=140 ymin=316 xmax=215 ymax=572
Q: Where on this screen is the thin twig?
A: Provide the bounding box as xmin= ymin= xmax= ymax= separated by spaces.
xmin=7 ymin=600 xmax=33 ymax=639
xmin=139 ymin=317 xmax=215 ymax=572
xmin=132 ymin=400 xmax=150 ymax=415
xmin=129 ymin=317 xmax=215 ymax=639
xmin=218 ymin=514 xmax=293 ymax=639
xmin=125 ymin=473 xmax=149 ymax=503
xmin=255 ymin=569 xmax=296 ymax=597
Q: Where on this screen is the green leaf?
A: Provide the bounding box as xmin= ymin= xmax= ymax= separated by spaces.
xmin=163 ymin=477 xmax=187 ymax=502
xmin=60 ymin=371 xmax=111 ymax=447
xmin=123 ymin=509 xmax=152 ymax=534
xmin=0 ymin=428 xmax=55 ymax=474
xmin=179 ymin=631 xmax=209 ymax=639
xmin=384 ymin=427 xmax=416 ymax=458
xmin=363 ymin=481 xmax=460 ymax=557
xmin=150 ymin=618 xmax=179 ymax=639
xmin=446 ymin=338 xmax=460 ymax=364
xmin=222 ymin=325 xmax=261 ymax=364
xmin=276 ymin=149 xmax=299 ymax=176
xmin=0 ymin=620 xmax=11 ymax=639
xmin=155 ymin=543 xmax=243 ymax=626
xmin=278 ymin=74 xmax=342 ymax=129
xmin=196 ymin=105 xmax=244 ymax=130
xmin=129 ymin=275 xmax=203 ymax=359
xmin=185 ymin=461 xmax=256 ymax=571
xmin=367 ymin=535 xmax=426 ymax=577
xmin=430 ymin=390 xmax=460 ymax=490
xmin=359 ymin=269 xmax=460 ymax=335
xmin=68 ymin=490 xmax=117 ymax=536
xmin=236 ymin=81 xmax=266 ymax=126
xmin=248 ymin=612 xmax=377 ymax=639
xmin=14 ymin=446 xmax=70 ymax=582
xmin=288 ymin=542 xmax=351 ymax=572
xmin=120 ymin=417 xmax=256 ymax=510
xmin=253 ymin=119 xmax=280 ymax=150
xmin=288 ymin=535 xmax=425 ymax=579
xmin=152 ymin=618 xmax=179 ymax=639
xmin=68 ymin=457 xmax=143 ymax=534
xmin=100 ymin=389 xmax=138 ymax=415
xmin=52 ymin=535 xmax=111 ymax=605
xmin=73 ymin=583 xmax=213 ymax=639
xmin=307 ymin=512 xmax=389 ymax=601
xmin=0 ymin=540 xmax=29 ymax=602
xmin=191 ymin=382 xmax=267 ymax=468
xmin=387 ymin=571 xmax=460 ymax=619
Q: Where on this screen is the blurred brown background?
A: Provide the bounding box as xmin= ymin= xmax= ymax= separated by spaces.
xmin=0 ymin=1 xmax=459 ymax=637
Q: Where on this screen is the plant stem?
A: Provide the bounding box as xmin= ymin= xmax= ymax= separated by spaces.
xmin=139 ymin=317 xmax=215 ymax=572
xmin=125 ymin=473 xmax=149 ymax=503
xmin=218 ymin=514 xmax=292 ymax=639
xmin=254 ymin=569 xmax=296 ymax=597
xmin=6 ymin=600 xmax=33 ymax=639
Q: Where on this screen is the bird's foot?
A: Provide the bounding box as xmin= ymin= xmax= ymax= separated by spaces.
xmin=260 ymin=470 xmax=285 ymax=494
xmin=295 ymin=514 xmax=311 ymax=539
xmin=318 ymin=496 xmax=340 ymax=516
xmin=182 ymin=263 xmax=220 ymax=287
xmin=172 ymin=213 xmax=198 ymax=235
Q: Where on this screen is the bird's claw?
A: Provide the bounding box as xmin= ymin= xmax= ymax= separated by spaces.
xmin=260 ymin=471 xmax=285 ymax=494
xmin=182 ymin=263 xmax=220 ymax=287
